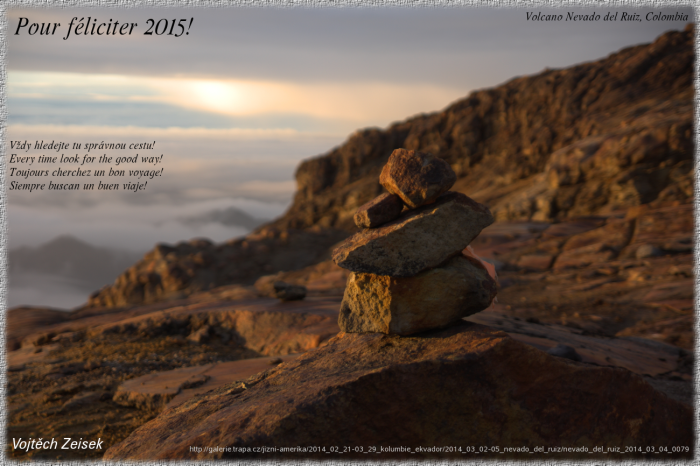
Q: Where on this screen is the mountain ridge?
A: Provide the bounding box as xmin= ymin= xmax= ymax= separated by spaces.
xmin=271 ymin=24 xmax=693 ymax=231
xmin=85 ymin=24 xmax=694 ymax=308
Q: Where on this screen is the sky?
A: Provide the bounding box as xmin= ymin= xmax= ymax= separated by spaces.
xmin=3 ymin=3 xmax=695 ymax=307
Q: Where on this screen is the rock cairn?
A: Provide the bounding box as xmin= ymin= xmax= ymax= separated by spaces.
xmin=332 ymin=148 xmax=497 ymax=335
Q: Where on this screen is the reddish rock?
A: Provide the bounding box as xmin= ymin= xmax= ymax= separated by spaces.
xmin=104 ymin=322 xmax=692 ymax=460
xmin=113 ymin=354 xmax=301 ymax=411
xmin=89 ymin=298 xmax=341 ymax=356
xmin=379 ymin=149 xmax=456 ymax=208
xmin=339 ymin=255 xmax=496 ymax=335
xmin=353 ymin=193 xmax=404 ymax=228
xmin=333 ymin=192 xmax=494 ymax=277
xmin=113 ymin=365 xmax=210 ymax=410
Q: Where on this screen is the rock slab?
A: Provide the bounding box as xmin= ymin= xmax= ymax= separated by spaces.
xmin=333 ymin=192 xmax=494 ymax=277
xmin=353 ymin=193 xmax=404 ymax=228
xmin=339 ymin=255 xmax=496 ymax=335
xmin=379 ymin=149 xmax=456 ymax=208
xmin=105 ymin=322 xmax=692 ymax=460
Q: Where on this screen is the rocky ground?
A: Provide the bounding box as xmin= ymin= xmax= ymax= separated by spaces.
xmin=6 ymin=296 xmax=339 ymax=460
xmin=104 ymin=322 xmax=693 ymax=461
xmin=5 ymin=201 xmax=693 ymax=460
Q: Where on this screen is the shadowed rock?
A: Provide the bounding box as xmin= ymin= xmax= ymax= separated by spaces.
xmin=353 ymin=193 xmax=404 ymax=228
xmin=379 ymin=149 xmax=456 ymax=208
xmin=546 ymin=344 xmax=582 ymax=361
xmin=104 ymin=322 xmax=693 ymax=460
xmin=333 ymin=192 xmax=494 ymax=277
xmin=339 ymin=255 xmax=496 ymax=335
xmin=273 ymin=282 xmax=307 ymax=301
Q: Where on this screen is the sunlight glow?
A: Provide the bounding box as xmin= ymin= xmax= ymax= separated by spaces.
xmin=9 ymin=71 xmax=465 ymax=127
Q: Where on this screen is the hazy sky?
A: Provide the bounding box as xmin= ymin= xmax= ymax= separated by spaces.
xmin=4 ymin=4 xmax=694 ymax=252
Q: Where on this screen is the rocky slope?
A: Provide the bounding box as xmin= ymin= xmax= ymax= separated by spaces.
xmin=8 ymin=291 xmax=693 ymax=460
xmin=273 ymin=24 xmax=693 ymax=230
xmin=85 ymin=227 xmax=347 ymax=308
xmin=84 ymin=25 xmax=693 ymax=308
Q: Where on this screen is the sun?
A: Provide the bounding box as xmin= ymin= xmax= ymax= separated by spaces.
xmin=188 ymin=80 xmax=245 ymax=114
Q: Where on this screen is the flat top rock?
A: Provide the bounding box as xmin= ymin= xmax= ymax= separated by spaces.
xmin=333 ymin=192 xmax=494 ymax=277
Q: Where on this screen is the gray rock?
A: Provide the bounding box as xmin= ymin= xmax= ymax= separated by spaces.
xmin=333 ymin=192 xmax=494 ymax=277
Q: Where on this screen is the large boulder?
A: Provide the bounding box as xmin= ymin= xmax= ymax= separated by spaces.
xmin=104 ymin=322 xmax=692 ymax=460
xmin=333 ymin=192 xmax=494 ymax=276
xmin=339 ymin=255 xmax=496 ymax=335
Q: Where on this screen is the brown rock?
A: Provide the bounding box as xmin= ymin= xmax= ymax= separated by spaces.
xmin=353 ymin=193 xmax=404 ymax=228
xmin=104 ymin=322 xmax=692 ymax=460
xmin=60 ymin=391 xmax=105 ymax=413
xmin=85 ymin=299 xmax=341 ymax=356
xmin=339 ymin=255 xmax=496 ymax=335
xmin=113 ymin=364 xmax=213 ymax=410
xmin=466 ymin=304 xmax=688 ymax=378
xmin=7 ymin=307 xmax=69 ymax=351
xmin=379 ymin=149 xmax=456 ymax=208
xmin=253 ymin=260 xmax=350 ymax=298
xmin=165 ymin=355 xmax=300 ymax=409
xmin=273 ymin=281 xmax=307 ymax=301
xmin=333 ymin=192 xmax=494 ymax=277
xmin=113 ymin=355 xmax=302 ymax=412
xmin=186 ymin=325 xmax=211 ymax=344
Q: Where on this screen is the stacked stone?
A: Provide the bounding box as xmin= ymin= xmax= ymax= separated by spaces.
xmin=333 ymin=148 xmax=497 ymax=335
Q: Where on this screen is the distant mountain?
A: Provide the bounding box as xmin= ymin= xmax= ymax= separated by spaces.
xmin=9 ymin=235 xmax=143 ymax=291
xmin=86 ymin=25 xmax=694 ymax=309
